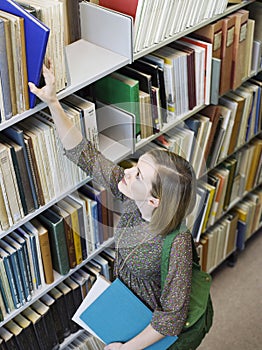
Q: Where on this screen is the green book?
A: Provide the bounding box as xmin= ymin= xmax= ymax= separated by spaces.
xmin=94 ymin=72 xmax=141 ymax=140
xmin=38 ymin=209 xmax=70 ymax=275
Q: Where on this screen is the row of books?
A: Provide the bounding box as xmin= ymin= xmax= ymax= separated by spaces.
xmin=0 ymin=109 xmax=87 ymax=231
xmin=93 ymin=34 xmax=212 ymax=140
xmin=0 ymin=0 xmax=68 ymax=122
xmin=98 ymin=0 xmax=229 ymax=53
xmin=152 ymin=74 xmax=262 ymax=178
xmin=198 ymin=185 xmax=262 ymax=272
xmin=0 ymin=186 xmax=115 ymax=319
xmin=0 ymin=247 xmax=115 ymax=348
xmin=190 ymin=136 xmax=262 ymax=241
xmin=192 ymin=7 xmax=262 ymax=97
xmin=92 ymin=8 xmax=260 ymax=142
xmin=64 ymin=331 xmax=105 ymax=350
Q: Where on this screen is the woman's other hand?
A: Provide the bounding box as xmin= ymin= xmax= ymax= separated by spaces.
xmin=104 ymin=342 xmax=124 ymax=350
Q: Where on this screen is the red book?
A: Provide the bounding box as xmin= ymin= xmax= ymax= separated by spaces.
xmin=99 ymin=0 xmax=141 ymax=19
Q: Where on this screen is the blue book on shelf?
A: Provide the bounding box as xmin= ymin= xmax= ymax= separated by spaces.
xmin=77 ymin=277 xmax=177 ymax=349
xmin=0 ymin=0 xmax=50 ymax=108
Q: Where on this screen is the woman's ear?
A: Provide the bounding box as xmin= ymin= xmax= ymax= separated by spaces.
xmin=148 ymin=196 xmax=160 ymax=208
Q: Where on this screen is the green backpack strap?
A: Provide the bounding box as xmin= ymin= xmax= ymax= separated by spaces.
xmin=161 ymin=224 xmax=212 ymax=330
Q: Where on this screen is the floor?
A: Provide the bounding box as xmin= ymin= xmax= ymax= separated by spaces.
xmin=198 ymin=230 xmax=262 ymax=350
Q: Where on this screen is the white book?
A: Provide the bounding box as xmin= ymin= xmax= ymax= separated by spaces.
xmin=0 ymin=142 xmax=23 ymax=223
xmin=143 ymin=0 xmax=160 ymax=48
xmin=19 ymin=120 xmax=51 ymax=203
xmin=63 ymin=94 xmax=99 ymax=150
xmin=177 ymin=38 xmax=205 ymax=106
xmin=218 ymin=96 xmax=238 ymax=159
xmin=155 ymin=0 xmax=172 ymax=43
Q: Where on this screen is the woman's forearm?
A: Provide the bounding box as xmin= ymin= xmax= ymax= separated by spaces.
xmin=48 ymin=98 xmax=83 ymax=150
xmin=28 ymin=61 xmax=83 ymax=150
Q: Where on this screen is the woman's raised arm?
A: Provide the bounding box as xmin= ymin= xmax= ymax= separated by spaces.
xmin=28 ymin=60 xmax=83 ymax=150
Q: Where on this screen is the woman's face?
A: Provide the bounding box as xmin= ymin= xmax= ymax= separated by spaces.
xmin=118 ymin=154 xmax=157 ymax=202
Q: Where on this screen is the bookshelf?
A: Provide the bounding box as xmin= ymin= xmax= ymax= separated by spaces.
xmin=0 ymin=0 xmax=261 ymax=348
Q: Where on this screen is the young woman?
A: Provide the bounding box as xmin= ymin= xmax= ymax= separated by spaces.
xmin=29 ymin=62 xmax=197 ymax=350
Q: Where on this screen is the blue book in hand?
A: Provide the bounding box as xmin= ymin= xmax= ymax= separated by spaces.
xmin=77 ymin=277 xmax=177 ymax=349
xmin=0 ymin=0 xmax=50 ymax=108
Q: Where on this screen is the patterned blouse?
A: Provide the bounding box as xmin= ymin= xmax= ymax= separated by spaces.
xmin=65 ymin=138 xmax=192 ymax=336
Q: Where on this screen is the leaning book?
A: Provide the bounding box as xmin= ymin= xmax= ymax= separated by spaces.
xmin=73 ymin=276 xmax=177 ymax=349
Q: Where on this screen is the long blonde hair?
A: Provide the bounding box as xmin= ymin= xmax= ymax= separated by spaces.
xmin=147 ymin=149 xmax=196 ymax=236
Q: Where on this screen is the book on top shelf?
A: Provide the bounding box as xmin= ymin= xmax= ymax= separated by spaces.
xmin=0 ymin=0 xmax=50 ymax=109
xmin=0 ymin=18 xmax=12 ymax=122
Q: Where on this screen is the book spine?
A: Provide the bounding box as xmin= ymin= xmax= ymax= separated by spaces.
xmin=29 ymin=234 xmax=42 ymax=289
xmin=9 ymin=251 xmax=26 ymax=305
xmin=38 ymin=232 xmax=54 ymax=284
xmin=15 ymin=247 xmax=31 ymax=302
xmin=0 ymin=20 xmax=12 ymax=120
xmin=2 ymin=257 xmax=21 ymax=309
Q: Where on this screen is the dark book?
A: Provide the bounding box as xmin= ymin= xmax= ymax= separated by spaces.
xmin=0 ymin=247 xmax=21 ymax=309
xmin=57 ymin=281 xmax=80 ymax=333
xmin=51 ymin=203 xmax=77 ymax=269
xmin=38 ymin=208 xmax=70 ymax=275
xmin=4 ymin=318 xmax=37 ymax=350
xmin=3 ymin=236 xmax=31 ymax=303
xmin=131 ymin=59 xmax=167 ymax=124
xmin=0 ymin=134 xmax=34 ymax=215
xmin=22 ymin=128 xmax=45 ymax=207
xmin=21 ymin=307 xmax=48 ymax=350
xmin=118 ymin=66 xmax=157 ymax=132
xmin=42 ymin=288 xmax=71 ymax=343
xmin=64 ymin=276 xmax=83 ymax=310
xmin=31 ymin=300 xmax=59 ymax=350
xmin=0 ymin=326 xmax=19 ymax=350
xmin=142 ymin=55 xmax=167 ymax=123
xmin=14 ymin=313 xmax=41 ymax=350
xmin=15 ymin=226 xmax=40 ymax=291
xmin=0 ymin=239 xmax=26 ymax=306
xmin=2 ymin=126 xmax=38 ymax=209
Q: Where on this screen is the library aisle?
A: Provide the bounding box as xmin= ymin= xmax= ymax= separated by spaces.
xmin=198 ymin=230 xmax=262 ymax=350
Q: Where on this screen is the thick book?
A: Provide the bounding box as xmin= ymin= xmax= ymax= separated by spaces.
xmin=220 ymin=15 xmax=236 ymax=95
xmin=73 ymin=276 xmax=177 ymax=349
xmin=51 ymin=203 xmax=77 ymax=269
xmin=57 ymin=281 xmax=80 ymax=334
xmin=94 ymin=72 xmax=141 ymax=140
xmin=0 ymin=18 xmax=12 ymax=121
xmin=0 ymin=0 xmax=50 ymax=108
xmin=228 ymin=10 xmax=249 ymax=91
xmin=3 ymin=125 xmax=39 ymax=210
xmin=43 ymin=287 xmax=71 ymax=343
xmin=31 ymin=299 xmax=59 ymax=350
xmin=38 ymin=209 xmax=70 ymax=276
xmin=13 ymin=313 xmax=41 ymax=350
xmin=57 ymin=197 xmax=83 ymax=265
